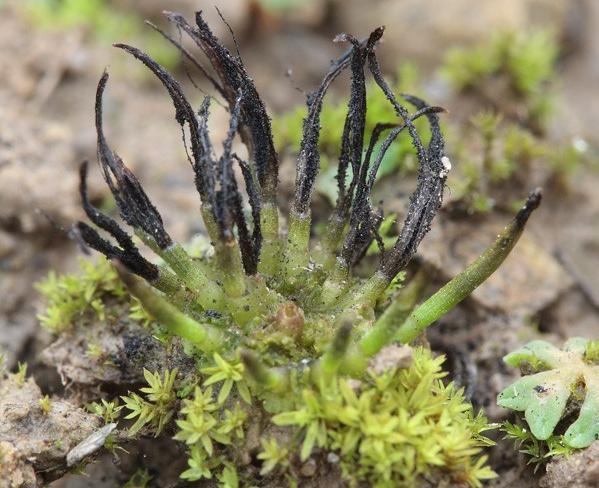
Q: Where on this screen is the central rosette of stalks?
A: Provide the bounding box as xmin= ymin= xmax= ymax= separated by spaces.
xmin=74 ymin=12 xmax=541 ymax=388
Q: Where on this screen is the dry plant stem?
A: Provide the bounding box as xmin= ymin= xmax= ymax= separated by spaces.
xmin=394 ymin=189 xmax=542 ymax=344
xmin=115 ymin=263 xmax=226 ymax=352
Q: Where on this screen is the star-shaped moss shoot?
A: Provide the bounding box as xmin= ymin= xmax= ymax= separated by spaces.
xmin=497 ymin=338 xmax=599 ymax=448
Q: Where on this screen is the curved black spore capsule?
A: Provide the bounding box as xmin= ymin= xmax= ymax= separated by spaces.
xmin=402 ymin=93 xmax=445 ymax=163
xmin=165 ymin=11 xmax=279 ymax=204
xmin=234 ymin=154 xmax=262 ymax=268
xmin=198 ymin=94 xmax=257 ymax=275
xmin=379 ymin=96 xmax=449 ymax=280
xmin=365 ymin=106 xmax=446 ymax=195
xmin=95 ymin=71 xmax=172 ymax=249
xmin=361 ymin=122 xmax=399 ymax=172
xmin=214 ymin=93 xmax=242 ymax=239
xmin=80 ymin=161 xmax=135 ymax=251
xmin=349 ymin=206 xmax=384 ymax=267
xmin=74 ymin=222 xmax=158 ymax=281
xmin=515 ymin=188 xmax=542 ymax=227
xmin=230 ymin=176 xmax=258 ymax=275
xmin=144 ymin=20 xmax=225 ymax=98
xmin=340 ymin=106 xmax=444 ymax=268
xmin=367 ymin=52 xmax=428 ymax=164
xmin=113 ymin=44 xmax=215 ymax=205
xmin=292 ymin=35 xmax=362 ymax=215
xmin=333 ymin=28 xmax=382 ymax=222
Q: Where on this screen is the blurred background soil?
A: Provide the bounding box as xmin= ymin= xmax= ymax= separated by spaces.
xmin=1 ymin=0 xmax=599 ymax=486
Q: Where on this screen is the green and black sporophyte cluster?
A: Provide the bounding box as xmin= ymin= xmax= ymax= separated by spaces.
xmin=35 ymin=9 xmax=575 ymax=487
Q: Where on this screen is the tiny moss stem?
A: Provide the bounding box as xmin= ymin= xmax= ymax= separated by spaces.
xmin=394 ymin=191 xmax=541 ymax=343
xmin=284 ymin=209 xmax=312 ymax=284
xmin=115 ymin=264 xmax=226 ymax=352
xmin=257 ymin=203 xmax=282 ymax=278
xmin=358 ymin=269 xmax=428 ymax=357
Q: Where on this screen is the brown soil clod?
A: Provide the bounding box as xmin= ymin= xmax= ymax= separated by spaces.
xmin=0 ymin=374 xmax=101 ymax=486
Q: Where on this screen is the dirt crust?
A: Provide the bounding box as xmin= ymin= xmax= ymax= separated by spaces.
xmin=541 ymin=441 xmax=599 ymax=488
xmin=0 ymin=375 xmax=100 ymax=487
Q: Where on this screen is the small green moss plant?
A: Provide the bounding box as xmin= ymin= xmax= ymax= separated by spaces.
xmin=442 ymin=30 xmax=559 ymax=129
xmin=498 ymin=338 xmax=599 ymax=450
xmin=36 ymin=257 xmax=126 ymax=333
xmin=272 ymin=348 xmax=496 ymax=487
xmin=39 ymin=12 xmax=545 ymax=486
xmin=448 ymin=110 xmax=587 ymax=214
xmin=502 ymin=421 xmax=577 ymax=471
xmin=123 ymin=468 xmax=152 ymax=488
xmin=87 ymin=398 xmax=123 ymax=425
xmin=15 ymin=361 xmax=28 ymax=387
xmin=121 ymin=368 xmax=179 ymax=436
xmin=38 ymin=394 xmax=52 ymax=414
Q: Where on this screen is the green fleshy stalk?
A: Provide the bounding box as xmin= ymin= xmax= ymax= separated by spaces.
xmin=200 ymin=206 xmax=246 ymax=297
xmin=394 ymin=190 xmax=542 ymax=344
xmin=283 ymin=210 xmax=312 ymax=285
xmin=214 ymin=240 xmax=247 ymax=298
xmin=115 ymin=262 xmax=226 ymax=353
xmin=359 ymin=269 xmax=428 ymax=357
xmin=151 ymin=267 xmax=185 ymax=296
xmin=135 ymin=229 xmax=224 ymax=310
xmin=314 ymin=322 xmax=353 ymax=381
xmin=257 ymin=203 xmax=282 ymax=278
xmin=316 ymin=257 xmax=351 ymax=309
xmin=240 ymin=349 xmax=287 ymax=391
xmin=340 ymin=270 xmax=390 ymax=309
xmin=318 ymin=214 xmax=347 ymax=271
xmin=160 ymin=243 xmax=224 ymax=310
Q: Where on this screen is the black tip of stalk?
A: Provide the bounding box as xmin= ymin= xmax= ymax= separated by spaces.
xmin=239 ymin=349 xmax=263 ymax=378
xmin=331 ymin=321 xmax=353 ymax=355
xmin=515 ymin=188 xmax=543 ymax=227
xmin=94 ymin=70 xmax=172 ymax=250
xmin=144 ymin=18 xmax=225 ymax=97
xmin=293 ymin=36 xmax=359 ymax=215
xmin=74 ymin=222 xmax=159 ymax=281
xmin=167 ymin=10 xmax=279 ymax=202
xmin=239 ymin=349 xmax=282 ymax=389
xmin=79 ymin=160 xmax=137 ymax=252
